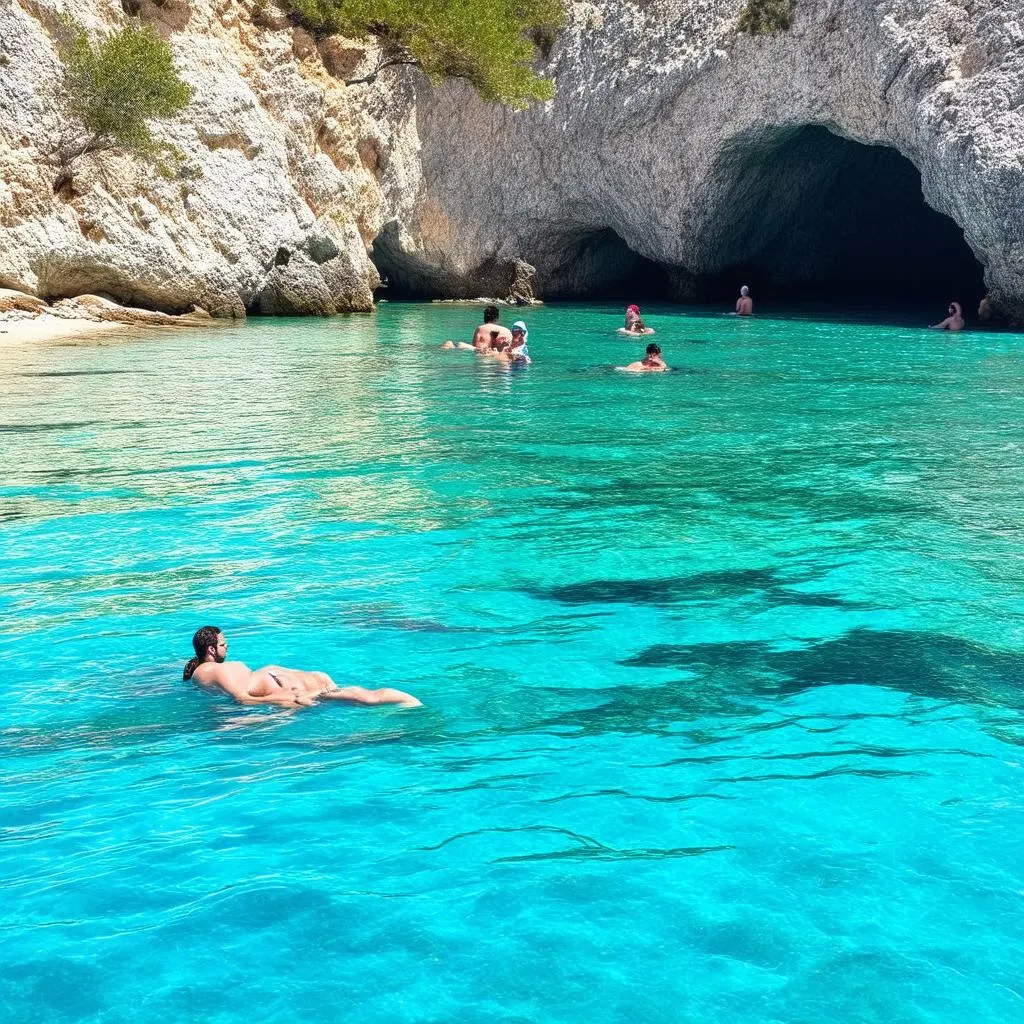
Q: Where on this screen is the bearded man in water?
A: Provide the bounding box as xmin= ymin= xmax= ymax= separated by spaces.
xmin=183 ymin=626 xmax=421 ymax=708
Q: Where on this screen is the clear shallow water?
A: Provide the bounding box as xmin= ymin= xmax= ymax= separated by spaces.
xmin=2 ymin=303 xmax=1024 ymax=1023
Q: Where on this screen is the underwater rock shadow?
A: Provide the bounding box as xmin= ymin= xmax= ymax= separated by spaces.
xmin=524 ymin=568 xmax=852 ymax=610
xmin=621 ymin=628 xmax=1024 ymax=708
xmin=520 ymin=628 xmax=1024 ymax=739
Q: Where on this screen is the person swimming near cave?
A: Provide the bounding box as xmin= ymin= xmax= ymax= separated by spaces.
xmin=620 ymin=342 xmax=669 ymax=373
xmin=441 ymin=304 xmax=513 ymax=351
xmin=625 ymin=304 xmax=641 ymax=329
xmin=473 ymin=305 xmax=512 ymax=348
xmin=931 ymin=301 xmax=964 ymax=332
xmin=484 ymin=321 xmax=531 ymax=365
xmin=184 ymin=626 xmax=421 ymax=708
xmin=618 ymin=314 xmax=655 ymax=336
xmin=735 ymin=285 xmax=753 ymax=316
xmin=508 ymin=320 xmax=531 ymax=363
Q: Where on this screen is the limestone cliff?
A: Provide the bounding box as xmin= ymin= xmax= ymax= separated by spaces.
xmin=1 ymin=0 xmax=1022 ymax=321
xmin=376 ymin=0 xmax=1024 ymax=321
xmin=0 ymin=0 xmax=418 ymax=317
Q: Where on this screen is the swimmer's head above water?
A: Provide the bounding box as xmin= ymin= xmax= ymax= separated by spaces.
xmin=740 ymin=285 xmax=750 ymax=297
xmin=184 ymin=625 xmax=225 ymax=681
xmin=483 ymin=305 xmax=500 ymax=324
xmin=646 ymin=342 xmax=661 ymax=356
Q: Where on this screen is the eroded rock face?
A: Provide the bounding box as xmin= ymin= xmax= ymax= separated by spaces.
xmin=1 ymin=0 xmax=1021 ymax=321
xmin=377 ymin=0 xmax=1024 ymax=320
xmin=0 ymin=0 xmax=414 ymax=316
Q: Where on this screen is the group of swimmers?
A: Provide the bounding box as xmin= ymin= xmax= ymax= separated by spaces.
xmin=441 ymin=304 xmax=672 ymax=373
xmin=439 ymin=285 xmax=974 ymax=382
xmin=441 ymin=306 xmax=531 ymax=364
xmin=621 ymin=288 xmax=754 ymax=336
xmin=188 ymin=286 xmax=984 ymax=712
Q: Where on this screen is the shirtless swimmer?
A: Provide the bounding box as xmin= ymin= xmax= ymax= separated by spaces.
xmin=184 ymin=626 xmax=422 ymax=708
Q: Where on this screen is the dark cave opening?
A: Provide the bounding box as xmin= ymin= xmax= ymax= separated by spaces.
xmin=370 ymin=224 xmax=671 ymax=303
xmin=538 ymin=228 xmax=672 ymax=301
xmin=372 ymin=127 xmax=985 ymax=311
xmin=692 ymin=126 xmax=986 ymax=308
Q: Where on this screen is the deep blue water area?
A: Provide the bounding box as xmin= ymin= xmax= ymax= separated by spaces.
xmin=2 ymin=302 xmax=1023 ymax=1022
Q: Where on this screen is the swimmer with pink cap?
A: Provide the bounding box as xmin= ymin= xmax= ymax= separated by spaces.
xmin=619 ymin=304 xmax=654 ymax=335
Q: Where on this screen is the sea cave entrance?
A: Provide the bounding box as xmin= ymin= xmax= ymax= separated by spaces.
xmin=691 ymin=125 xmax=986 ymax=308
xmin=371 ymin=125 xmax=985 ymax=310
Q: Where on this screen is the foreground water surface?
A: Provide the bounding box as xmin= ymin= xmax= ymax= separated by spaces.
xmin=2 ymin=303 xmax=1023 ymax=1022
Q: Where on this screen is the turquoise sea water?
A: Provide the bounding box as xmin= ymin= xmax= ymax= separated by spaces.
xmin=2 ymin=303 xmax=1023 ymax=1023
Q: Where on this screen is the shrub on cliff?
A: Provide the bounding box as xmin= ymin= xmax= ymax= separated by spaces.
xmin=738 ymin=0 xmax=795 ymax=35
xmin=281 ymin=0 xmax=564 ymax=108
xmin=56 ymin=20 xmax=193 ymax=166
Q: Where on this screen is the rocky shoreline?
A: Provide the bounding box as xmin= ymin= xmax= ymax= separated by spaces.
xmin=0 ymin=288 xmax=220 ymax=345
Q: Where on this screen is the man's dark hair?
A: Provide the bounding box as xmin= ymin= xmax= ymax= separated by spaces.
xmin=483 ymin=305 xmax=500 ymax=323
xmin=183 ymin=624 xmax=221 ymax=681
xmin=646 ymin=343 xmax=661 ymax=355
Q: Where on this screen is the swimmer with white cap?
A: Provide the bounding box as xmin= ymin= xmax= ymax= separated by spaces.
xmin=736 ymin=285 xmax=753 ymax=316
xmin=508 ymin=320 xmax=531 ymax=363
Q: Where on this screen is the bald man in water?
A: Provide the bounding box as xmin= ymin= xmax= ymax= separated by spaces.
xmin=183 ymin=626 xmax=421 ymax=708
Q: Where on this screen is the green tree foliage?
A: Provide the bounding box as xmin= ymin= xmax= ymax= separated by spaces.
xmin=57 ymin=21 xmax=194 ymax=164
xmin=282 ymin=0 xmax=565 ymax=108
xmin=738 ymin=0 xmax=795 ymax=35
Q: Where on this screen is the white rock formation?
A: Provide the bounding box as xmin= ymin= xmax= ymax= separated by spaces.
xmin=376 ymin=0 xmax=1024 ymax=320
xmin=1 ymin=0 xmax=1022 ymax=320
xmin=0 ymin=0 xmax=418 ymax=316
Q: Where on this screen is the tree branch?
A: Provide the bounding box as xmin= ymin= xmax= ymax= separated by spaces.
xmin=54 ymin=131 xmax=109 ymax=167
xmin=346 ymin=53 xmax=422 ymax=86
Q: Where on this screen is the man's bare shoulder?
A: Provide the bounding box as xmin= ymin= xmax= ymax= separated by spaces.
xmin=192 ymin=661 xmax=251 ymax=687
xmin=475 ymin=323 xmax=511 ymax=338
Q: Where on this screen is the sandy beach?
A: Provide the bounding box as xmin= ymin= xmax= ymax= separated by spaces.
xmin=0 ymin=314 xmax=142 ymax=348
